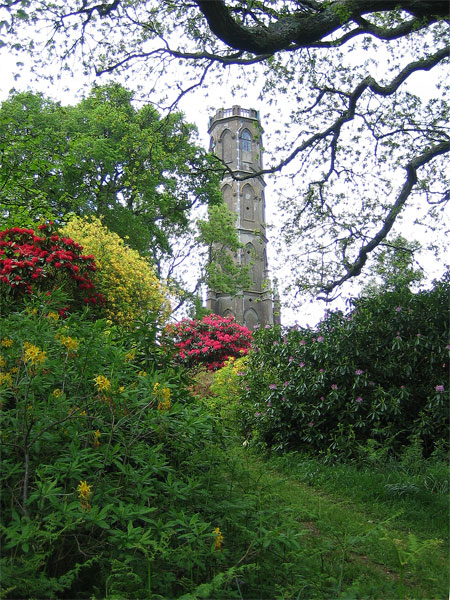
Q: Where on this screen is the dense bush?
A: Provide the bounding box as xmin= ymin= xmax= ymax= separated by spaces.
xmin=239 ymin=276 xmax=449 ymax=458
xmin=0 ymin=300 xmax=233 ymax=598
xmin=165 ymin=314 xmax=252 ymax=371
xmin=61 ymin=216 xmax=170 ymax=326
xmin=0 ymin=223 xmax=104 ymax=315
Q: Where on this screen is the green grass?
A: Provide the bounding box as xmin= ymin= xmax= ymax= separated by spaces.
xmin=213 ymin=443 xmax=449 ymax=599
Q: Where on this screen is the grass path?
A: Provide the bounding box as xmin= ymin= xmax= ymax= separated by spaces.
xmin=222 ymin=446 xmax=448 ymax=599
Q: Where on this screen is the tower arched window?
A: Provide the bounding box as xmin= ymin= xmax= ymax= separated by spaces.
xmin=241 ymin=129 xmax=252 ymax=153
xmin=242 ymin=184 xmax=255 ymax=221
xmin=222 ymin=184 xmax=233 ymax=210
xmin=221 ymin=130 xmax=233 ymax=163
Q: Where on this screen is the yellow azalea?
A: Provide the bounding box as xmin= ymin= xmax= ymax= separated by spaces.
xmin=92 ymin=429 xmax=101 ymax=447
xmin=0 ymin=373 xmax=13 ymax=387
xmin=77 ymin=480 xmax=91 ymax=500
xmin=125 ymin=350 xmax=135 ymax=362
xmin=52 ymin=388 xmax=63 ymax=398
xmin=157 ymin=398 xmax=171 ymax=412
xmin=213 ymin=527 xmax=224 ymax=551
xmin=46 ymin=311 xmax=59 ymax=321
xmin=138 ymin=370 xmax=147 ymax=377
xmin=0 ymin=355 xmax=5 ymax=368
xmin=61 ymin=216 xmax=171 ymax=327
xmin=23 ymin=342 xmax=46 ymax=366
xmin=59 ymin=335 xmax=80 ymax=352
xmin=1 ymin=339 xmax=13 ymax=348
xmin=93 ymin=375 xmax=111 ymax=391
xmin=119 ymin=385 xmax=125 ymax=393
xmin=77 ymin=480 xmax=92 ymax=509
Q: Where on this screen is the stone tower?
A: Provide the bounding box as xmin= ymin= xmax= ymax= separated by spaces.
xmin=206 ymin=106 xmax=280 ymax=329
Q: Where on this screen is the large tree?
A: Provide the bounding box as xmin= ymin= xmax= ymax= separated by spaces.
xmin=0 ymin=84 xmax=222 ymax=262
xmin=0 ymin=85 xmax=251 ymax=314
xmin=3 ymin=0 xmax=449 ymax=303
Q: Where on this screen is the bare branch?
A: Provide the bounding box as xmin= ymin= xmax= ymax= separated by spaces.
xmin=319 ymin=141 xmax=450 ymax=297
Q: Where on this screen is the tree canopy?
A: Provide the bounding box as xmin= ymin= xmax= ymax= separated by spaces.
xmin=2 ymin=0 xmax=449 ymax=304
xmin=0 ymin=84 xmax=251 ymax=315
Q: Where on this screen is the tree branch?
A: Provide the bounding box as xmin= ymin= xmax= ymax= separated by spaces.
xmin=318 ymin=141 xmax=450 ymax=298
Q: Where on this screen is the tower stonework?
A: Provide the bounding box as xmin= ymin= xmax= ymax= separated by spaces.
xmin=207 ymin=106 xmax=280 ymax=329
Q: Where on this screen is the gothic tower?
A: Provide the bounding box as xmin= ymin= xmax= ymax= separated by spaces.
xmin=206 ymin=106 xmax=280 ymax=329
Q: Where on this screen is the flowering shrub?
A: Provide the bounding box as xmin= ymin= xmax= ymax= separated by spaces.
xmin=239 ymin=275 xmax=449 ymax=458
xmin=0 ymin=223 xmax=105 ymax=313
xmin=0 ymin=302 xmax=228 ymax=598
xmin=165 ymin=314 xmax=253 ymax=371
xmin=61 ymin=216 xmax=170 ymax=326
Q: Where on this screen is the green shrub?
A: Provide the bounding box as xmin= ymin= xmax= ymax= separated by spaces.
xmin=239 ymin=275 xmax=449 ymax=458
xmin=0 ymin=300 xmax=231 ymax=598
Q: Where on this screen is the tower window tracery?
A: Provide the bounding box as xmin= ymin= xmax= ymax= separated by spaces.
xmin=241 ymin=129 xmax=252 ymax=153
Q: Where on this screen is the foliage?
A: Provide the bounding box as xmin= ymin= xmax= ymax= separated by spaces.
xmin=0 ymin=301 xmax=235 ymax=598
xmin=239 ymin=275 xmax=449 ymax=458
xmin=195 ymin=356 xmax=248 ymax=424
xmin=0 ymin=85 xmax=222 ymax=265
xmin=165 ymin=314 xmax=252 ymax=371
xmin=61 ymin=216 xmax=170 ymax=327
xmin=1 ymin=295 xmax=448 ymax=599
xmin=0 ymin=223 xmax=104 ymax=315
xmin=4 ymin=1 xmax=449 ymax=301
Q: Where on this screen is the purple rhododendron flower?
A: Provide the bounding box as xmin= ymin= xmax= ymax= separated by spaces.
xmin=355 ymin=396 xmax=363 ymax=403
xmin=317 ymin=336 xmax=324 ymax=342
xmin=267 ymin=401 xmax=272 ymax=407
xmin=299 ymin=339 xmax=306 ymax=346
xmin=289 ymin=356 xmax=294 ymax=362
xmin=355 ymin=369 xmax=364 ymax=375
xmin=308 ymin=422 xmax=314 ymax=427
xmin=435 ymin=385 xmax=445 ymax=393
xmin=395 ymin=306 xmax=402 ymax=312
xmin=269 ymin=384 xmax=277 ymax=390
xmin=299 ymin=362 xmax=305 ymax=368
xmin=284 ymin=381 xmax=290 ymax=387
xmin=331 ymin=384 xmax=338 ymax=390
xmin=255 ymin=412 xmax=261 ymax=417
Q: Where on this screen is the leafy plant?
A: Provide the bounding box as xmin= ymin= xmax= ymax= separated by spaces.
xmin=239 ymin=275 xmax=449 ymax=458
xmin=61 ymin=216 xmax=170 ymax=326
xmin=165 ymin=314 xmax=252 ymax=371
xmin=0 ymin=223 xmax=104 ymax=315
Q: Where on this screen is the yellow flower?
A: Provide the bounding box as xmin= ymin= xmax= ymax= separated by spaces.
xmin=0 ymin=355 xmax=5 ymax=369
xmin=125 ymin=350 xmax=135 ymax=362
xmin=157 ymin=398 xmax=171 ymax=412
xmin=93 ymin=375 xmax=111 ymax=392
xmin=154 ymin=383 xmax=171 ymax=411
xmin=23 ymin=342 xmax=46 ymax=366
xmin=46 ymin=311 xmax=59 ymax=321
xmin=52 ymin=388 xmax=63 ymax=398
xmin=0 ymin=373 xmax=13 ymax=387
xmin=1 ymin=339 xmax=13 ymax=348
xmin=119 ymin=385 xmax=125 ymax=393
xmin=59 ymin=335 xmax=80 ymax=352
xmin=77 ymin=480 xmax=92 ymax=510
xmin=92 ymin=430 xmax=101 ymax=447
xmin=213 ymin=527 xmax=224 ymax=551
xmin=138 ymin=370 xmax=147 ymax=377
